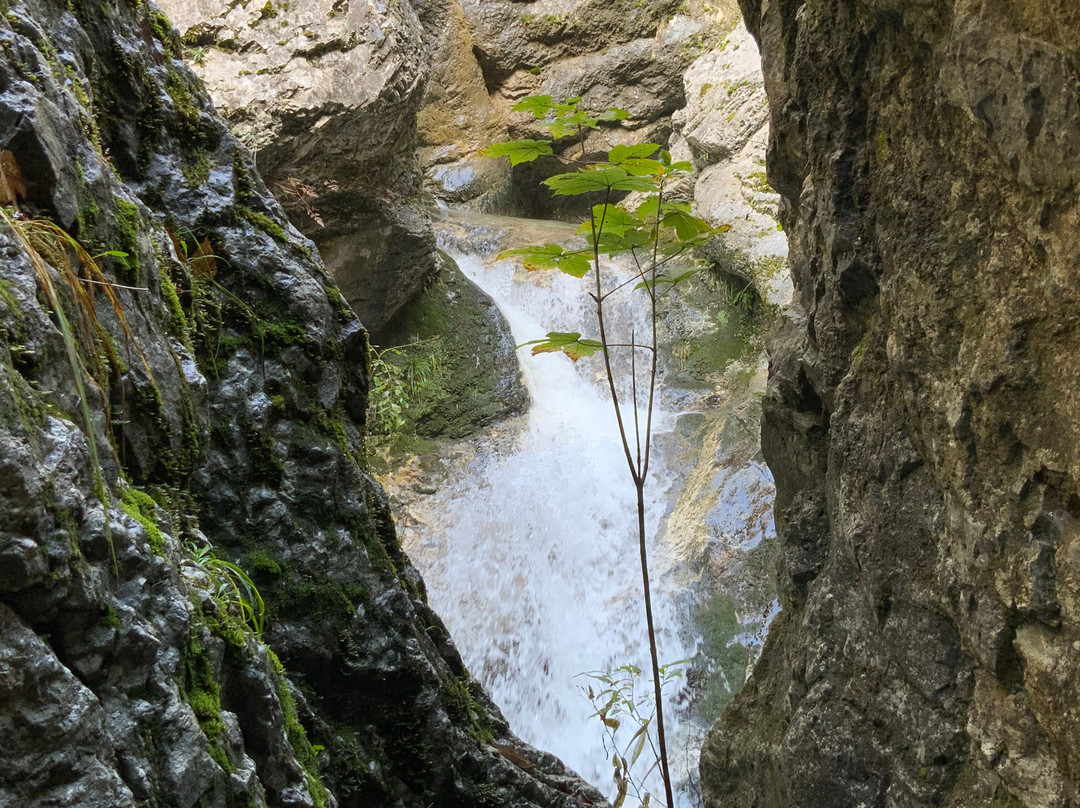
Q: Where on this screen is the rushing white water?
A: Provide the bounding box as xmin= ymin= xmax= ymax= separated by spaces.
xmin=389 ymin=211 xmax=779 ymax=807
xmin=402 ymin=230 xmax=694 ymax=799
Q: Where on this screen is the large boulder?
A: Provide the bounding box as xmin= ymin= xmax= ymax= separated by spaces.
xmin=415 ymin=0 xmax=509 ymax=205
xmin=156 ymin=0 xmax=438 ymax=330
xmin=700 ymin=1 xmax=1080 ymax=806
xmin=418 ymin=0 xmax=731 ymax=214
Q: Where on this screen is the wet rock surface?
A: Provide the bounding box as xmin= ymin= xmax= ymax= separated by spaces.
xmin=0 ymin=0 xmax=606 ymax=805
xmin=370 ymin=248 xmax=528 ymax=441
xmin=701 ymin=1 xmax=1080 ymax=806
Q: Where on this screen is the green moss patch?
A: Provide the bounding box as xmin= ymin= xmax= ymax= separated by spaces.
xmin=266 ymin=650 xmax=329 ymax=808
xmin=239 ymin=206 xmax=288 ymax=243
xmin=119 ymin=484 xmax=166 ymax=553
xmin=368 ymin=251 xmax=526 ymax=443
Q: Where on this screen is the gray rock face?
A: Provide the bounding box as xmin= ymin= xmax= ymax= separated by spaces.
xmin=669 ymin=19 xmax=790 ymax=308
xmin=700 ymin=2 xmax=1080 ymax=807
xmin=0 ymin=0 xmax=604 ymax=806
xmin=156 ymin=0 xmax=438 ymax=331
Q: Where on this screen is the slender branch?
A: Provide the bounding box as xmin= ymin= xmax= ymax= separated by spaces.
xmin=592 ymin=189 xmax=640 ymax=486
xmin=637 ymin=481 xmax=674 ymax=808
xmin=601 ymin=343 xmax=657 ymax=352
xmin=598 ymin=245 xmax=696 ymax=302
xmin=631 ymin=328 xmax=641 ymax=476
xmin=641 ymin=179 xmax=663 ymax=482
xmin=638 ymin=177 xmax=672 ymax=808
xmin=599 ymin=256 xmax=651 ymax=302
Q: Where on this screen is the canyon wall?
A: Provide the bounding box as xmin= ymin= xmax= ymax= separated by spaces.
xmin=701 ymin=1 xmax=1080 ymax=806
xmin=418 ymin=0 xmax=742 ymax=214
xmin=0 ymin=0 xmax=602 ymax=805
xmin=156 ymin=0 xmax=437 ymax=332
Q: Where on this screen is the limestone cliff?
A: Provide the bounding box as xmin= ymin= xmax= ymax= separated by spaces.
xmin=701 ymin=2 xmax=1080 ymax=806
xmin=0 ymin=0 xmax=603 ymax=805
xmin=669 ymin=20 xmax=791 ymax=309
xmin=154 ymin=0 xmax=437 ymax=332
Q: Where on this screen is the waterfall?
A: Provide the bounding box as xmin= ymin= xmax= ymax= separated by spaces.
xmin=395 ymin=212 xmax=776 ymax=805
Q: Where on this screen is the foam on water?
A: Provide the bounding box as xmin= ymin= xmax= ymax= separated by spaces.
xmin=409 ymin=243 xmax=693 ymax=799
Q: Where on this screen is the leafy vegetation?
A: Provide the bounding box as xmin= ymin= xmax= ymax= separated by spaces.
xmin=482 ymin=94 xmax=724 ymax=808
xmin=188 ymin=540 xmax=267 ymax=635
xmin=366 ymin=339 xmax=442 ymax=437
xmin=0 ymin=194 xmax=158 ymax=577
xmin=581 ymin=661 xmax=690 ymax=808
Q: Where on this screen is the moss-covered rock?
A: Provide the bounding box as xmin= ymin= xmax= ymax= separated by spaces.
xmin=370 ymin=250 xmax=527 ymax=441
xmin=0 ymin=0 xmax=603 ymax=806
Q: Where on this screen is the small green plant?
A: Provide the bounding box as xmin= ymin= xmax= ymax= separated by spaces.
xmin=581 ymin=660 xmax=690 ymax=808
xmin=1 ymin=197 xmax=153 ymax=577
xmin=184 ymin=45 xmax=209 ymax=65
xmin=188 ymin=541 xmax=266 ymax=635
xmin=367 ymin=339 xmax=440 ymax=436
xmin=483 ymin=94 xmax=725 ymax=808
xmin=722 ymin=276 xmax=757 ymax=312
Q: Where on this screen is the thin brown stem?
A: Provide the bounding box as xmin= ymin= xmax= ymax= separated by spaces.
xmin=631 ymin=328 xmax=641 ymax=475
xmin=641 ymin=180 xmax=663 ymax=482
xmin=596 ymin=176 xmax=672 ymax=806
xmin=637 ymin=481 xmax=674 ymax=808
xmin=602 ymin=343 xmax=656 ymax=352
xmin=592 ymin=190 xmax=640 ymax=486
xmin=598 ymin=246 xmax=695 ymax=303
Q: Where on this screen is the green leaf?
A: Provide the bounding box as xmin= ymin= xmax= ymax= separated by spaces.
xmin=99 ymin=250 xmax=129 ymax=257
xmin=628 ymin=722 xmax=649 ymax=767
xmin=497 ymin=243 xmax=591 ymax=277
xmin=626 ymin=158 xmax=668 ymax=176
xmin=544 ymin=109 xmax=600 ymax=138
xmin=518 ymin=332 xmax=604 ymax=361
xmin=587 ymin=227 xmax=650 ymax=256
xmin=479 ymin=139 xmax=554 ymax=166
xmin=606 ymin=144 xmax=665 ymax=175
xmin=662 ymin=208 xmax=713 ymax=241
xmin=577 ymin=204 xmax=642 ymax=237
xmin=634 ymin=267 xmax=701 ymax=290
xmin=511 ymin=95 xmax=554 ymax=118
xmin=597 ymin=107 xmax=629 ymax=122
xmin=608 ymin=143 xmax=660 ymax=163
xmin=635 ymin=196 xmax=660 ymax=220
xmin=544 ymin=167 xmax=658 ymax=196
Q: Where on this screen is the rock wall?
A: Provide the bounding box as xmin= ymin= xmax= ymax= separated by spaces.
xmin=0 ymin=0 xmax=603 ymax=805
xmin=668 ymin=19 xmax=791 ymax=308
xmin=418 ymin=0 xmax=738 ymax=214
xmin=701 ymin=1 xmax=1080 ymax=807
xmin=155 ymin=0 xmax=437 ymax=332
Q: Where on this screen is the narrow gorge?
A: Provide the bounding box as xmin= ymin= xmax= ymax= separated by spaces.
xmin=0 ymin=0 xmax=1077 ymax=807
